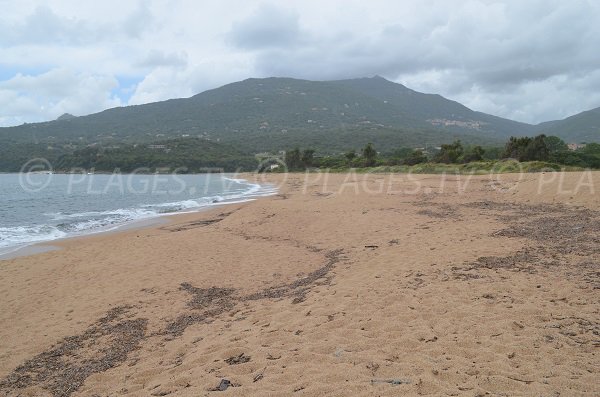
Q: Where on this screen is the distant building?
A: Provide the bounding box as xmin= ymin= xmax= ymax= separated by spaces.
xmin=428 ymin=118 xmax=485 ymax=130
xmin=567 ymin=143 xmax=586 ymax=151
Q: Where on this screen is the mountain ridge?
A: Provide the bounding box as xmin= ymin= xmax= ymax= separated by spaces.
xmin=534 ymin=106 xmax=600 ymax=143
xmin=1 ymin=76 xmax=597 ymax=152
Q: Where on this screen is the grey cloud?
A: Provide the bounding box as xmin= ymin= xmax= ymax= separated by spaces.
xmin=122 ymin=1 xmax=156 ymax=39
xmin=1 ymin=0 xmax=599 ymax=126
xmin=0 ymin=2 xmax=157 ymax=47
xmin=229 ymin=1 xmax=600 ymax=122
xmin=227 ymin=4 xmax=301 ymax=50
xmin=136 ymin=50 xmax=188 ymax=68
xmin=0 ymin=5 xmax=98 ymax=46
xmin=321 ymin=3 xmax=593 ymax=79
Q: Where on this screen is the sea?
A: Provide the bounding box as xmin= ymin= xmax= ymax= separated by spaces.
xmin=0 ymin=173 xmax=276 ymax=257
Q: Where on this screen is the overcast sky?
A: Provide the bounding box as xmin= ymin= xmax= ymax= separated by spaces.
xmin=1 ymin=0 xmax=599 ymax=127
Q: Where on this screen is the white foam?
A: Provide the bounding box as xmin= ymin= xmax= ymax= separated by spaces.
xmin=48 ymin=208 xmax=157 ymax=221
xmin=0 ymin=225 xmax=67 ymax=249
xmin=1 ymin=176 xmax=277 ymax=254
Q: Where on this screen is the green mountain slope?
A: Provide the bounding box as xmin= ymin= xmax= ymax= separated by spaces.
xmin=330 ymin=76 xmax=536 ymax=138
xmin=1 ymin=76 xmax=597 ymax=154
xmin=535 ymin=106 xmax=600 ymax=143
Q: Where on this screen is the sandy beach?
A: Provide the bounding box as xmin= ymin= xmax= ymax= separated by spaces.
xmin=0 ymin=171 xmax=598 ymax=396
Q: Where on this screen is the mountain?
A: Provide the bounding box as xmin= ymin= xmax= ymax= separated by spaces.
xmin=330 ymin=76 xmax=535 ymax=138
xmin=535 ymin=106 xmax=600 ymax=143
xmin=56 ymin=113 xmax=77 ymax=121
xmin=0 ymin=77 xmax=597 ymax=154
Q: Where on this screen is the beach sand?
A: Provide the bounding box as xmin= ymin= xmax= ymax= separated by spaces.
xmin=0 ymin=171 xmax=598 ymax=396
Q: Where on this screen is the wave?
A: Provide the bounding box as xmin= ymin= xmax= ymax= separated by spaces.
xmin=0 ymin=177 xmax=277 ymax=256
xmin=0 ymin=225 xmax=67 ymax=249
xmin=47 ymin=208 xmax=158 ymax=221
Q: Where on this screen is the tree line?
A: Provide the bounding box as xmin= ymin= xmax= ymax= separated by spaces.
xmin=2 ymin=135 xmax=598 ymax=173
xmin=281 ymin=135 xmax=600 ymax=170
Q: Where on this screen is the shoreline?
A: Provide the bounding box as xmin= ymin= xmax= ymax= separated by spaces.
xmin=0 ymin=174 xmax=275 ymax=261
xmin=0 ymin=216 xmax=169 ymax=261
xmin=0 ymin=200 xmax=244 ymax=261
xmin=0 ymin=202 xmax=245 ymax=261
xmin=0 ymin=172 xmax=598 ymax=396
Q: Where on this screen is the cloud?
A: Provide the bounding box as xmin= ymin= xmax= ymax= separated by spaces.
xmin=0 ymin=5 xmax=99 ymax=46
xmin=0 ymin=69 xmax=122 ymax=126
xmin=0 ymin=0 xmax=599 ymax=126
xmin=225 ymin=1 xmax=600 ymax=122
xmin=227 ymin=4 xmax=301 ymax=50
xmin=135 ymin=50 xmax=188 ymax=69
xmin=121 ymin=1 xmax=157 ymax=39
xmin=456 ymin=72 xmax=600 ymax=124
xmin=128 ymin=57 xmax=250 ymax=105
xmin=0 ymin=2 xmax=157 ymax=47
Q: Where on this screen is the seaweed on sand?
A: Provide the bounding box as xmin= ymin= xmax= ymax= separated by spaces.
xmin=0 ymin=306 xmax=147 ymax=397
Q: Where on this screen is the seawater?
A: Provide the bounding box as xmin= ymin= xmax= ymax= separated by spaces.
xmin=0 ymin=173 xmax=276 ymax=256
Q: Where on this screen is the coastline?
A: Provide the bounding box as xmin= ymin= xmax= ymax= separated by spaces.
xmin=0 ymin=172 xmax=598 ymax=396
xmin=0 ymin=216 xmax=169 ymax=261
xmin=0 ymin=174 xmax=276 ymax=261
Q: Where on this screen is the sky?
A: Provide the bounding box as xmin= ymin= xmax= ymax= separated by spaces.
xmin=1 ymin=0 xmax=599 ymax=127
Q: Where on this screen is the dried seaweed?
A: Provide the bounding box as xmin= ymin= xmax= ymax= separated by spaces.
xmin=0 ymin=306 xmax=147 ymax=397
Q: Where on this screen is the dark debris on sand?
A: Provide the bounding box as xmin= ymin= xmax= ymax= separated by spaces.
xmin=456 ymin=201 xmax=600 ymax=285
xmin=0 ymin=306 xmax=147 ymax=397
xmin=463 ymin=249 xmax=555 ymax=274
xmin=225 ymin=353 xmax=251 ymax=365
xmin=439 ymin=200 xmax=600 ymax=349
xmin=493 ymin=211 xmax=600 ymax=256
xmin=160 ymin=211 xmax=237 ymax=233
xmin=416 ymin=203 xmax=459 ymax=219
xmin=2 ymin=244 xmax=347 ymax=395
xmin=165 ymin=249 xmax=345 ymax=336
xmin=164 ymin=285 xmax=236 ymax=337
xmin=243 ymin=249 xmax=345 ymax=304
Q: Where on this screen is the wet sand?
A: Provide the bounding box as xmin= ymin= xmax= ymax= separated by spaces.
xmin=0 ymin=171 xmax=598 ymax=396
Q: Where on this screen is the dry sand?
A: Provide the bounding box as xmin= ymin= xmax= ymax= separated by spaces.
xmin=0 ymin=171 xmax=598 ymax=396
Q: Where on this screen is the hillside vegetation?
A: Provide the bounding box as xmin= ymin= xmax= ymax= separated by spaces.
xmin=535 ymin=107 xmax=600 ymax=143
xmin=0 ymin=76 xmax=546 ymax=150
xmin=56 ymin=138 xmax=257 ymax=173
xmin=1 ymin=76 xmax=598 ymax=172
